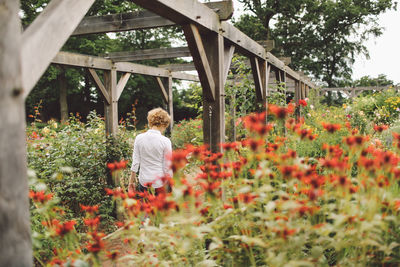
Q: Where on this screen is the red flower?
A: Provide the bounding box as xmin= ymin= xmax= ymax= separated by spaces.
xmin=29 ymin=190 xmax=53 ymax=204
xmin=86 ymin=231 xmax=105 ymax=253
xmin=268 ymin=104 xmax=295 ymax=119
xmin=80 ymin=204 xmax=99 ymax=214
xmin=299 ymin=99 xmax=307 ymax=107
xmin=238 ymin=193 xmax=257 ymax=204
xmin=322 ymin=122 xmax=341 ymax=133
xmin=84 ymin=217 xmax=100 ymax=228
xmin=55 ymin=220 xmax=76 ymax=236
xmin=107 ymin=162 xmax=116 ymax=171
xmin=107 ymin=160 xmax=128 ymax=171
xmin=223 ymin=204 xmax=233 ymax=210
xmin=373 ymin=124 xmax=388 ymax=133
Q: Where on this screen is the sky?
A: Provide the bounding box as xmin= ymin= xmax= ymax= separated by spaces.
xmin=231 ymin=0 xmax=400 ymax=84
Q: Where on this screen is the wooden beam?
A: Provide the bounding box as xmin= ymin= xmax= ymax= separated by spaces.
xmin=205 ymin=0 xmax=234 ymax=20
xmin=53 ymin=52 xmax=198 ymax=81
xmin=0 ymin=0 xmax=32 ymax=265
xmin=183 ymin=24 xmax=215 ymax=101
xmin=265 ymin=63 xmax=271 ymax=96
xmin=105 ymin=47 xmax=191 ymax=62
xmin=250 ymin=57 xmax=266 ymax=101
xmin=167 ymin=75 xmax=174 ymax=130
xmin=170 ymin=72 xmax=199 ymax=82
xmin=320 ymin=86 xmax=399 ymax=92
xmin=155 ymin=77 xmax=169 ymax=102
xmin=88 ymin=69 xmax=111 ymax=104
xmin=53 ymin=51 xmax=113 ymax=70
xmin=202 ymin=32 xmax=225 ymax=152
xmin=159 ymin=63 xmax=196 ymax=72
xmin=104 ymin=68 xmax=118 ymax=136
xmin=223 ymin=45 xmax=235 ymax=85
xmin=116 ymin=73 xmax=131 ymax=100
xmin=114 ymin=61 xmax=170 ymax=77
xmin=73 ymin=1 xmax=232 ymax=36
xmin=72 ymin=10 xmax=174 ymax=36
xmin=22 ymin=0 xmax=95 ymax=97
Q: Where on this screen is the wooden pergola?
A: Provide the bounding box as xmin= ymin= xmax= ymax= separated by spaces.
xmin=0 ymin=0 xmax=316 ymax=264
xmin=320 ymin=86 xmax=399 ymax=98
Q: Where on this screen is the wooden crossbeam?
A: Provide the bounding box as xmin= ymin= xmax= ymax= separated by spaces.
xmin=73 ymin=10 xmax=174 ymax=36
xmin=159 ymin=63 xmax=196 ymax=72
xmin=88 ymin=69 xmax=111 ymax=104
xmin=116 ymin=73 xmax=132 ymax=100
xmin=223 ymin=45 xmax=235 ymax=85
xmin=170 ymin=72 xmax=199 ymax=82
xmin=321 ymin=86 xmax=399 ymax=92
xmin=250 ymin=57 xmax=266 ymax=101
xmin=183 ymin=24 xmax=215 ymax=101
xmin=22 ymin=0 xmax=95 ymax=98
xmin=73 ymin=2 xmax=232 ymax=36
xmin=155 ymin=77 xmax=169 ymax=102
xmin=52 ymin=51 xmax=199 ymax=81
xmin=105 ymin=47 xmax=191 ymax=61
xmin=53 ymin=51 xmax=113 ymax=70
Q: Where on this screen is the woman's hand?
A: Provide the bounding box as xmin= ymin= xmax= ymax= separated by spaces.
xmin=128 ymin=171 xmax=137 ymax=194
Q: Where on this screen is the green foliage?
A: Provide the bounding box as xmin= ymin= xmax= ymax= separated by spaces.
xmin=27 ymin=112 xmax=132 ymax=230
xmin=348 ymin=88 xmax=400 ymax=127
xmin=171 ymin=118 xmax=203 ymax=149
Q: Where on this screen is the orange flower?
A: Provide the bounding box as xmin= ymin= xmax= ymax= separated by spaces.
xmin=29 ymin=190 xmax=53 ymax=204
xmin=268 ymin=104 xmax=295 ymax=119
xmin=373 ymin=124 xmax=388 ymax=133
xmin=322 ymin=122 xmax=341 ymax=133
xmin=55 ymin=220 xmax=76 ymax=236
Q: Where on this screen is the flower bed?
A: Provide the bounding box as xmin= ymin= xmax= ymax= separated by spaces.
xmin=29 ymin=102 xmax=400 ymax=266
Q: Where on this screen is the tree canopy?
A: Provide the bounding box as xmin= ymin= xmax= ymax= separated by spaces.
xmin=235 ymin=0 xmax=397 ymax=87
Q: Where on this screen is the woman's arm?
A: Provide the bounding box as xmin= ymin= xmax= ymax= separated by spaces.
xmin=128 ymin=171 xmax=137 ymax=192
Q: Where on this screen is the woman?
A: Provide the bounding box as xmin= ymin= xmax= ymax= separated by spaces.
xmin=128 ymin=108 xmax=172 ymax=195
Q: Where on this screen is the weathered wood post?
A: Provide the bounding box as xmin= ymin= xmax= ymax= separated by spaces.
xmin=104 ymin=68 xmax=118 ymax=136
xmin=183 ymin=24 xmax=226 ymax=152
xmin=58 ymin=66 xmax=69 ymax=122
xmin=155 ymin=75 xmax=174 ymax=132
xmin=250 ymin=57 xmax=267 ymax=113
xmin=0 ymin=0 xmax=33 ymax=265
xmin=167 ymin=75 xmax=174 ymax=130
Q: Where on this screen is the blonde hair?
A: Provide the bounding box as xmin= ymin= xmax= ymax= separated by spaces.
xmin=147 ymin=108 xmax=171 ymax=128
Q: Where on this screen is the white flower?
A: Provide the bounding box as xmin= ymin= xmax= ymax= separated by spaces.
xmin=310 ymin=105 xmax=314 ymax=110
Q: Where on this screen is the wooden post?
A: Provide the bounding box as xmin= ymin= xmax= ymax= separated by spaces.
xmin=0 ymin=0 xmax=32 ymax=265
xmin=184 ymin=25 xmax=225 ymax=152
xmin=167 ymin=75 xmax=174 ymax=131
xmin=155 ymin=76 xmax=173 ymax=131
xmin=59 ymin=67 xmax=68 ymax=122
xmin=203 ymin=33 xmax=225 ymax=152
xmin=104 ymin=68 xmax=118 ymax=136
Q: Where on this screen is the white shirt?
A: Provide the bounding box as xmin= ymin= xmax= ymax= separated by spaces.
xmin=131 ymin=129 xmax=173 ymax=188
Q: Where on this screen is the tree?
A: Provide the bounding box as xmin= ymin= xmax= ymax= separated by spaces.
xmin=235 ymin=0 xmax=397 ymax=88
xmin=353 ymin=74 xmax=394 ymax=87
xmin=236 ymin=0 xmax=307 ymax=40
